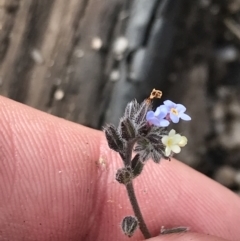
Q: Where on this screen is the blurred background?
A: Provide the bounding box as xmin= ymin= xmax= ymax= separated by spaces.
xmin=1 ymin=0 xmax=240 ymax=193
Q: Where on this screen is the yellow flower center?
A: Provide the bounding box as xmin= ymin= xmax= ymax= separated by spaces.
xmin=167 ymin=138 xmax=173 ymax=147
xmin=170 ymin=108 xmax=178 ymax=116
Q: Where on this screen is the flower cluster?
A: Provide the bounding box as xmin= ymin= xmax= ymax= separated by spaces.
xmin=146 ymin=100 xmax=191 ymax=126
xmin=162 ymin=129 xmax=187 ymax=156
xmin=146 ymin=99 xmax=190 ymax=157
xmin=104 ymin=89 xmax=191 ymax=162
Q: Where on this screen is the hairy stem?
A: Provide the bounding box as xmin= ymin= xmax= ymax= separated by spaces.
xmin=126 ymin=182 xmax=151 ymax=239
xmin=124 ymin=139 xmax=135 ymax=166
xmin=120 ymin=139 xmax=151 ymax=238
xmin=123 ymin=138 xmax=140 ymax=166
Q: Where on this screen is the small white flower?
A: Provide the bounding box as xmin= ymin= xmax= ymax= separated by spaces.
xmin=178 ymin=136 xmax=187 ymax=147
xmin=161 ymin=129 xmax=188 ymax=156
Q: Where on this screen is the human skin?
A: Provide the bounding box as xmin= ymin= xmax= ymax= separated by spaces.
xmin=0 ymin=96 xmax=240 ymax=241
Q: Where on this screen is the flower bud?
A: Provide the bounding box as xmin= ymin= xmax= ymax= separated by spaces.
xmin=116 ymin=167 xmax=133 ymax=184
xmin=124 ymin=99 xmax=139 ymax=119
xmin=121 ymin=216 xmax=138 ymax=237
xmin=119 ymin=118 xmax=136 ymax=141
xmin=103 ymin=124 xmax=124 ymax=153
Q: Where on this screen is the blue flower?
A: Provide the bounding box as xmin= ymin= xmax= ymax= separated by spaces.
xmin=162 ymin=100 xmax=191 ymax=123
xmin=146 ymin=105 xmax=170 ymax=127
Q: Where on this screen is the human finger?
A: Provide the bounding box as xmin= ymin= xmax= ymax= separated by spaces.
xmin=0 ymin=96 xmax=240 ymax=241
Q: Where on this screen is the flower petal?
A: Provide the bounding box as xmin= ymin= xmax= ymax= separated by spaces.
xmin=173 ymin=134 xmax=181 ymax=144
xmin=163 ymin=100 xmax=175 ymax=108
xmin=159 ymin=106 xmax=168 ymax=118
xmin=169 ymin=129 xmax=176 ymax=136
xmin=180 ymin=113 xmax=191 ymax=121
xmin=146 ymin=112 xmax=162 ymax=126
xmin=154 ymin=107 xmax=161 ymax=116
xmin=146 ymin=111 xmax=154 ymax=121
xmin=171 ymin=145 xmax=181 ymax=153
xmin=150 ymin=118 xmax=161 ymax=126
xmin=170 ymin=112 xmax=179 ymax=123
xmin=162 ymin=136 xmax=169 ymax=145
xmin=155 ymin=105 xmax=168 ymax=118
xmin=159 ymin=119 xmax=170 ymax=127
xmin=176 ymin=104 xmax=186 ymax=112
xmin=165 ymin=146 xmax=171 ymax=156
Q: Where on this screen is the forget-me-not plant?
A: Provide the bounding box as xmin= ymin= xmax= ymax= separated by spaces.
xmin=104 ymin=89 xmax=191 ymax=238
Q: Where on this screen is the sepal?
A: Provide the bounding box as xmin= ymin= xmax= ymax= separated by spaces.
xmin=131 ymin=154 xmax=144 ymax=177
xmin=103 ymin=124 xmax=124 ymax=153
xmin=116 ymin=167 xmax=133 ymax=184
xmin=121 ymin=216 xmax=139 ymax=237
xmin=119 ymin=117 xmax=136 ymax=141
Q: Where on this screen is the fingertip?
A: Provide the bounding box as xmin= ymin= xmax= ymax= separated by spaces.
xmin=0 ymin=96 xmax=104 ymax=240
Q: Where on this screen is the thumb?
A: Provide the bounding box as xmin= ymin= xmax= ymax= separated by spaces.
xmin=149 ymin=232 xmax=229 ymax=241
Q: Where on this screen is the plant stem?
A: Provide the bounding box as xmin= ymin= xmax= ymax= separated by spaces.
xmin=121 ymin=139 xmax=151 ymax=238
xmin=126 ymin=182 xmax=151 ymax=239
xmin=124 ymin=139 xmax=136 ymax=166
